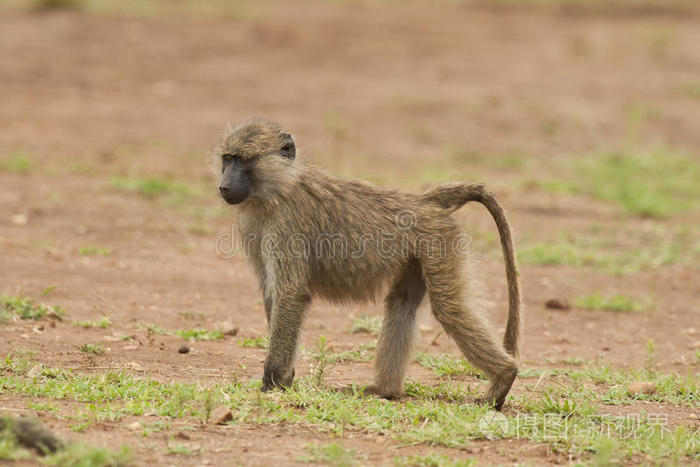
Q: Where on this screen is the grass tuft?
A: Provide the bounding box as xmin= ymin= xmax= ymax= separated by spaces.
xmin=574 ymin=294 xmax=649 ymax=312
xmin=394 ymin=453 xmax=477 ymax=466
xmin=1 ymin=295 xmax=65 ymax=322
xmin=74 ymin=316 xmax=112 ymax=329
xmin=0 ymin=154 xmax=33 ymax=174
xmin=298 ymin=442 xmax=361 ymax=465
xmin=77 ymin=246 xmax=111 ymax=257
xmin=174 ymin=328 xmax=224 ymax=341
xmin=416 ymin=352 xmax=484 ymax=379
xmin=77 ymin=344 xmax=106 ymax=355
xmin=111 ymin=176 xmax=203 ymax=206
xmin=238 ymin=335 xmax=268 ymax=348
xmin=537 ymin=151 xmax=700 ymax=217
xmin=350 ymin=315 xmax=382 ymax=335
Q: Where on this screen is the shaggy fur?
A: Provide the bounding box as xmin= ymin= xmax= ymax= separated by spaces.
xmin=212 ymin=119 xmax=522 ymax=410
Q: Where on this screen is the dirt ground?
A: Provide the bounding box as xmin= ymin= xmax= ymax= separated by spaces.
xmin=1 ymin=1 xmax=699 ymax=465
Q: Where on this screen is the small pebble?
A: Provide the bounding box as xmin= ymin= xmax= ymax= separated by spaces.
xmin=127 ymin=422 xmax=142 ymax=431
xmin=545 ymin=298 xmax=570 ymax=310
xmin=210 ymin=406 xmax=233 ymax=425
xmin=178 ymin=345 xmax=191 ymax=354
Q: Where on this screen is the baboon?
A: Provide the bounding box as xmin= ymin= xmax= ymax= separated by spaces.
xmin=213 ymin=119 xmax=522 ymax=410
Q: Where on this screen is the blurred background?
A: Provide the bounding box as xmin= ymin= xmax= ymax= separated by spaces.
xmin=2 ymin=0 xmax=699 ymax=358
xmin=0 ymin=0 xmax=698 ymax=463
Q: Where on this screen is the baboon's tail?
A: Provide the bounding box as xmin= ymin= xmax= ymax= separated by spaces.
xmin=422 ymin=183 xmax=521 ymax=358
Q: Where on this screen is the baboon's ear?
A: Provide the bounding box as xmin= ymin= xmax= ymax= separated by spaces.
xmin=280 ymin=133 xmax=296 ymax=160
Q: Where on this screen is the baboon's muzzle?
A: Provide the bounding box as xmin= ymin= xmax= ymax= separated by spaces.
xmin=219 ymin=184 xmax=249 ymax=204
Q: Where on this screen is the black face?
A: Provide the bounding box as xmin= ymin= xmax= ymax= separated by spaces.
xmin=219 ymin=154 xmax=254 ymax=205
xmin=218 ymin=132 xmax=296 ymax=205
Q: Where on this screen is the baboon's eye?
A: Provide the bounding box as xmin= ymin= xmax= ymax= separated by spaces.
xmin=281 ymin=144 xmax=293 ymax=152
xmin=222 ymin=154 xmax=238 ymax=163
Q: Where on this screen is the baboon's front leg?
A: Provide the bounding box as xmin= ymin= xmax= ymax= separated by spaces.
xmin=261 ymin=290 xmax=310 ymax=391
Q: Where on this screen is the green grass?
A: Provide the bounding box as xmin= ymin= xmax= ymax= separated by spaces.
xmin=178 ymin=311 xmax=206 ymax=320
xmin=165 ymin=440 xmax=201 ymax=456
xmin=133 ymin=322 xmax=168 ymax=335
xmin=238 ymin=335 xmax=268 ymax=348
xmin=680 ymin=80 xmax=700 ymax=98
xmin=44 ymin=444 xmax=132 ymax=467
xmin=517 ymin=234 xmax=689 ymax=274
xmin=326 ymin=343 xmax=375 ymax=364
xmin=77 ymin=344 xmax=106 ymax=355
xmin=111 ymin=176 xmax=203 ymax=206
xmin=349 ymin=315 xmax=382 ymax=335
xmin=0 ymin=295 xmax=65 ymax=322
xmin=0 ymin=153 xmax=33 ymax=174
xmin=77 ymin=246 xmax=111 ymax=257
xmin=74 ymin=316 xmax=112 ymax=329
xmin=394 ymin=453 xmax=477 ymax=467
xmin=535 ymin=151 xmax=700 ymax=218
xmin=574 ymin=294 xmax=650 ymax=312
xmin=416 ymin=352 xmax=484 ymax=379
xmin=0 ymin=354 xmax=697 ymax=464
xmin=298 ymin=442 xmax=362 ymax=466
xmin=174 ymin=328 xmax=224 ymax=341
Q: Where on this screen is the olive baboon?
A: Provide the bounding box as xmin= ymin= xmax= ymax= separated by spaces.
xmin=213 ymin=119 xmax=522 ymax=410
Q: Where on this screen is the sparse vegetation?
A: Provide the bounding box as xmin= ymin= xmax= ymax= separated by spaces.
xmin=394 ymin=453 xmax=477 ymax=467
xmin=416 ymin=352 xmax=484 ymax=379
xmin=111 ymin=176 xmax=203 ymax=206
xmin=680 ymin=80 xmax=700 ymax=98
xmin=299 ymin=442 xmax=362 ymax=465
xmin=0 ymin=154 xmax=32 ymax=174
xmin=0 ymin=295 xmax=65 ymax=322
xmin=535 ymin=151 xmax=700 ymax=217
xmin=77 ymin=343 xmax=106 ymax=355
xmin=178 ymin=311 xmax=206 ymax=320
xmin=574 ymin=294 xmax=650 ymax=312
xmin=74 ymin=316 xmax=112 ymax=329
xmin=0 ymin=353 xmax=696 ymax=464
xmin=77 ymin=246 xmax=112 ymax=256
xmin=133 ymin=322 xmax=168 ymax=335
xmin=238 ymin=335 xmax=268 ymax=348
xmin=175 ymin=328 xmax=224 ymax=341
xmin=349 ymin=315 xmax=382 ymax=335
xmin=518 ymin=233 xmax=689 ymax=274
xmin=326 ymin=343 xmax=375 ymax=364
xmin=0 ymin=419 xmax=131 ymax=466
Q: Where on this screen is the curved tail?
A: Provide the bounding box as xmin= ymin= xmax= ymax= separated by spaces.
xmin=422 ymin=183 xmax=522 ymax=358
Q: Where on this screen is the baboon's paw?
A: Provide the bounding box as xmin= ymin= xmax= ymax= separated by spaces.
xmin=362 ymin=384 xmax=403 ymax=400
xmin=261 ymin=366 xmax=295 ymax=392
xmin=473 ymin=396 xmax=500 ymax=410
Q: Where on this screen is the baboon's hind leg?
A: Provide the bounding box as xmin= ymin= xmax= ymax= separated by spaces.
xmin=368 ymin=257 xmax=426 ymax=398
xmin=422 ymin=257 xmax=517 ymax=410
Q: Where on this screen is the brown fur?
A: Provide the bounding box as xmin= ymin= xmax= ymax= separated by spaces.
xmin=212 ymin=119 xmax=522 ymax=410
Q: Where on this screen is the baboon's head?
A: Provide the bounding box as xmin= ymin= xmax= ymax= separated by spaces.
xmin=214 ymin=119 xmax=296 ymax=205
